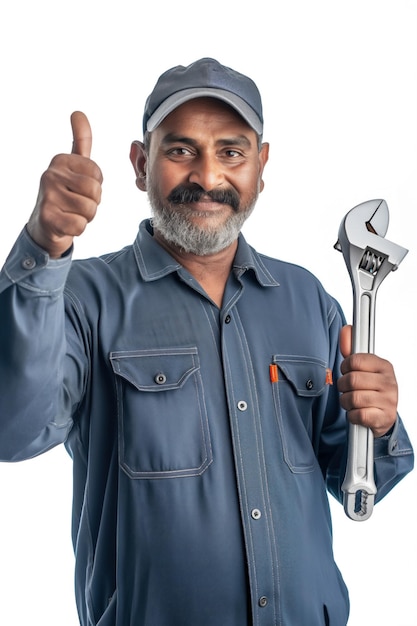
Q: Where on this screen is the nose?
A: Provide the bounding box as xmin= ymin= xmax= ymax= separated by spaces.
xmin=188 ymin=153 xmax=224 ymax=191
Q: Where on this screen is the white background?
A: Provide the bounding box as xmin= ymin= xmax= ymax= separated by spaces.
xmin=0 ymin=1 xmax=416 ymax=624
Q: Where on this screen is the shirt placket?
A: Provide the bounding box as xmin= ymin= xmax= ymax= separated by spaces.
xmin=221 ymin=298 xmax=281 ymax=626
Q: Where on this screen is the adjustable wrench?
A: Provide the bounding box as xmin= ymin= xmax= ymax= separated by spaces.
xmin=335 ymin=199 xmax=408 ymax=521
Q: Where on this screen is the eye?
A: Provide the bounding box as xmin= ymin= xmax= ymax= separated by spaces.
xmin=225 ymin=149 xmax=243 ymax=158
xmin=167 ymin=146 xmax=194 ymax=157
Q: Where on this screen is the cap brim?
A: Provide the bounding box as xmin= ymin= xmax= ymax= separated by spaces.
xmin=146 ymin=87 xmax=263 ymax=135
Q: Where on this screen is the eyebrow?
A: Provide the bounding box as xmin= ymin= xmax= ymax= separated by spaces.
xmin=160 ymin=133 xmax=253 ymax=149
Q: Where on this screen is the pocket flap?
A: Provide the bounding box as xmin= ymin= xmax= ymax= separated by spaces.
xmin=110 ymin=347 xmax=199 ymax=392
xmin=272 ymin=355 xmax=328 ymax=397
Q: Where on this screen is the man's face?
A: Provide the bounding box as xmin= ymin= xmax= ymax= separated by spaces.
xmin=140 ymin=98 xmax=269 ymax=256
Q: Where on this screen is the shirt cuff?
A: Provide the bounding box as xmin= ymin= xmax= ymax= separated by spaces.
xmin=0 ymin=227 xmax=72 ymax=295
xmin=374 ymin=416 xmax=413 ymax=458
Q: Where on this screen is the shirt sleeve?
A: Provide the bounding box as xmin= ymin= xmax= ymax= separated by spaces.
xmin=0 ymin=228 xmax=84 ymax=461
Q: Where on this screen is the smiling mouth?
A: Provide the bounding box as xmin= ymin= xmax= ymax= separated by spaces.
xmin=176 ymin=201 xmax=233 ymax=217
xmin=186 ymin=197 xmax=229 ymax=208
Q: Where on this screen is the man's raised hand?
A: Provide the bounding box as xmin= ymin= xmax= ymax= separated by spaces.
xmin=27 ymin=112 xmax=103 ymax=258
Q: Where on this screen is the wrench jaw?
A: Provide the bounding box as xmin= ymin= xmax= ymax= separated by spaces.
xmin=344 ymin=488 xmax=376 ymax=522
xmin=335 ymin=199 xmax=408 ymax=521
xmin=347 ymin=250 xmax=399 ymax=354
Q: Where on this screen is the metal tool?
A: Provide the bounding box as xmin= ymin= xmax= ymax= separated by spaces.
xmin=334 ymin=199 xmax=408 ymax=521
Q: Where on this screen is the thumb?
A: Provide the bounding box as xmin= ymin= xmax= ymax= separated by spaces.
xmin=339 ymin=324 xmax=352 ymax=358
xmin=71 ymin=111 xmax=92 ymax=157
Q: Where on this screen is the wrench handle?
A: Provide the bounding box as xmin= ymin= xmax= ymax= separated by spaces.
xmin=342 ymin=288 xmax=377 ymax=520
xmin=353 ymin=290 xmax=376 ymax=354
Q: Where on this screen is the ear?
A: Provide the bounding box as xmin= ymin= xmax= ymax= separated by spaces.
xmin=130 ymin=140 xmax=148 ymax=191
xmin=258 ymin=142 xmax=269 ymax=192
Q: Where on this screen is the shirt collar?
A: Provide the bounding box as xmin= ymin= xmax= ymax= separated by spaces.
xmin=133 ymin=219 xmax=279 ymax=288
xmin=232 ymin=233 xmax=280 ymax=287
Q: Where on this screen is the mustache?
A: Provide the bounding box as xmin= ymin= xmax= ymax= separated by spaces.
xmin=167 ymin=184 xmax=240 ymax=211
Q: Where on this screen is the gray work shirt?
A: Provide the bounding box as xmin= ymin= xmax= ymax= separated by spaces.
xmin=0 ymin=219 xmax=413 ymax=625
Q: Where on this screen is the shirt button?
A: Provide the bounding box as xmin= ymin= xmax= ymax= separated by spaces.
xmin=306 ymin=379 xmax=314 ymax=390
xmin=224 ymin=314 xmax=231 ymax=324
xmin=259 ymin=596 xmax=268 ymax=608
xmin=154 ymin=373 xmax=167 ymax=384
xmin=251 ymin=508 xmax=262 ymax=520
xmin=22 ymin=257 xmax=36 ymax=270
xmin=237 ymin=400 xmax=247 ymax=411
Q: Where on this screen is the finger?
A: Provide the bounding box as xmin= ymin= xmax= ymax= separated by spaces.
xmin=340 ymin=353 xmax=394 ymax=377
xmin=339 ymin=324 xmax=352 ymax=358
xmin=342 ymin=395 xmax=396 ymax=435
xmin=345 ymin=406 xmax=388 ymax=433
xmin=46 ymin=154 xmax=103 ymax=199
xmin=338 ymin=372 xmax=381 ymax=396
xmin=71 ymin=111 xmax=92 ymax=158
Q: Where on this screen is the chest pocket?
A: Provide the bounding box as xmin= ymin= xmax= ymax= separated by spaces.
xmin=110 ymin=347 xmax=213 ymax=479
xmin=271 ymin=355 xmax=329 ymax=473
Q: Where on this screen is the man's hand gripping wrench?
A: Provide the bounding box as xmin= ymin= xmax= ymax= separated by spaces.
xmin=335 ymin=199 xmax=408 ymax=521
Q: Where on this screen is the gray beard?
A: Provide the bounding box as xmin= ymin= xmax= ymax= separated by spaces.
xmin=147 ymin=187 xmax=257 ymax=256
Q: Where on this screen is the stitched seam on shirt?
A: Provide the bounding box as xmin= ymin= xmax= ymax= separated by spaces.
xmin=327 ymin=300 xmax=338 ymax=327
xmin=375 ymin=448 xmax=413 ymax=459
xmin=101 ymin=248 xmax=128 ymax=264
xmin=4 ymin=269 xmax=64 ymax=296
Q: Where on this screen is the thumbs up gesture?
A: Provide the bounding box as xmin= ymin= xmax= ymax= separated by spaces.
xmin=27 ymin=112 xmax=103 ymax=258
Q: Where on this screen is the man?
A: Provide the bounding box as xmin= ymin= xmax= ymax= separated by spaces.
xmin=0 ymin=58 xmax=413 ymax=625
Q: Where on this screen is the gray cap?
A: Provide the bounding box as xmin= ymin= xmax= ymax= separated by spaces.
xmin=143 ymin=58 xmax=263 ymax=136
